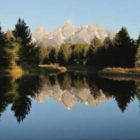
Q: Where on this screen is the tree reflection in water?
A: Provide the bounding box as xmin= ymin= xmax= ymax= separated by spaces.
xmin=0 ymin=72 xmax=139 ymax=123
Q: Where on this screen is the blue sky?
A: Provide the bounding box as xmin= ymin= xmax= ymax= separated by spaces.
xmin=0 ymin=0 xmax=139 ymax=38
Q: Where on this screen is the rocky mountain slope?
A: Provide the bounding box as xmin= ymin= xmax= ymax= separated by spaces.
xmin=32 ymin=20 xmax=115 ymax=46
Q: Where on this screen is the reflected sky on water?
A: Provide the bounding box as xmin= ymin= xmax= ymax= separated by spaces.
xmin=0 ymin=72 xmax=140 ymax=139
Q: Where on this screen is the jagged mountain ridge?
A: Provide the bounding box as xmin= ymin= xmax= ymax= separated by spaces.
xmin=32 ymin=20 xmax=116 ymax=47
xmin=35 ymin=84 xmax=113 ymax=110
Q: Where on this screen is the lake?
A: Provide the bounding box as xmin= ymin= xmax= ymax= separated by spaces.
xmin=0 ymin=72 xmax=140 ymax=139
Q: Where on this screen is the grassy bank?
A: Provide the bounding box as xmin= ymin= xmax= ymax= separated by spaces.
xmin=98 ymin=67 xmax=140 ymax=77
xmin=38 ymin=64 xmax=67 ymax=73
xmin=1 ymin=64 xmax=140 ymax=81
xmin=38 ymin=64 xmax=98 ymax=74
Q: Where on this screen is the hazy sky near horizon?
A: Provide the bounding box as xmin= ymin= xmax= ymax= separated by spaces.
xmin=0 ymin=0 xmax=139 ymax=38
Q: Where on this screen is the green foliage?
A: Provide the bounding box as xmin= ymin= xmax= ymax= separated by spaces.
xmin=0 ymin=26 xmax=9 ymax=68
xmin=57 ymin=44 xmax=71 ymax=65
xmin=90 ymin=36 xmax=103 ymax=49
xmin=6 ymin=41 xmax=21 ymax=67
xmin=69 ymin=43 xmax=89 ymax=65
xmin=0 ymin=19 xmax=139 ymax=71
xmin=137 ymin=35 xmax=140 ymax=46
xmin=135 ymin=46 xmax=140 ymax=67
xmin=43 ymin=46 xmax=56 ymax=64
xmin=6 ymin=30 xmax=14 ymax=42
xmin=0 ymin=72 xmax=137 ymax=122
xmin=39 ymin=28 xmax=137 ymax=68
xmin=36 ymin=43 xmax=47 ymax=64
xmin=113 ymin=27 xmax=136 ymax=67
xmin=92 ymin=27 xmax=137 ymax=68
xmin=13 ymin=18 xmax=32 ymax=46
xmin=49 ymin=47 xmax=57 ymax=64
xmin=86 ymin=37 xmax=104 ymax=66
xmin=57 ymin=45 xmax=66 ymax=65
xmin=13 ymin=18 xmax=36 ymax=67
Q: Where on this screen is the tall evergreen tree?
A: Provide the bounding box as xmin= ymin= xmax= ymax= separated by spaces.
xmin=48 ymin=47 xmax=57 ymax=64
xmin=91 ymin=36 xmax=102 ymax=49
xmin=0 ymin=26 xmax=9 ymax=68
xmin=36 ymin=43 xmax=47 ymax=64
xmin=13 ymin=18 xmax=32 ymax=46
xmin=137 ymin=35 xmax=140 ymax=45
xmin=114 ymin=27 xmax=136 ymax=67
xmin=13 ymin=18 xmax=35 ymax=66
xmin=5 ymin=42 xmax=19 ymax=68
xmin=86 ymin=37 xmax=102 ymax=66
xmin=57 ymin=44 xmax=71 ymax=65
xmin=86 ymin=44 xmax=95 ymax=65
xmin=57 ymin=47 xmax=65 ymax=65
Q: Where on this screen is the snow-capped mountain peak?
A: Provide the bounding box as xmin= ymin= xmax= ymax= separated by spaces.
xmin=60 ymin=20 xmax=75 ymax=37
xmin=33 ymin=20 xmax=116 ymax=46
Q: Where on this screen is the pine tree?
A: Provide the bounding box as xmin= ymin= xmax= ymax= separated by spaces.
xmin=86 ymin=37 xmax=102 ymax=66
xmin=6 ymin=30 xmax=14 ymax=42
xmin=48 ymin=47 xmax=57 ymax=64
xmin=13 ymin=18 xmax=32 ymax=46
xmin=90 ymin=36 xmax=102 ymax=50
xmin=114 ymin=27 xmax=135 ymax=67
xmin=137 ymin=35 xmax=140 ymax=45
xmin=57 ymin=44 xmax=71 ymax=65
xmin=6 ymin=41 xmax=20 ymax=67
xmin=0 ymin=26 xmax=9 ymax=68
xmin=36 ymin=43 xmax=47 ymax=65
xmin=57 ymin=47 xmax=65 ymax=65
xmin=13 ymin=18 xmax=35 ymax=66
xmin=86 ymin=44 xmax=94 ymax=65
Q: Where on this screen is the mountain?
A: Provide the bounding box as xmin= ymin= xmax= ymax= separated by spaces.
xmin=32 ymin=20 xmax=116 ymax=47
xmin=35 ymin=84 xmax=113 ymax=110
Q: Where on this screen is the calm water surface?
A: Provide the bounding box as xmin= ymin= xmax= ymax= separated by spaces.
xmin=0 ymin=72 xmax=140 ymax=139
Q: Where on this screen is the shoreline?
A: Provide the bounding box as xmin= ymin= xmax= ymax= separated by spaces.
xmin=1 ymin=65 xmax=140 ymax=81
xmin=98 ymin=67 xmax=140 ymax=77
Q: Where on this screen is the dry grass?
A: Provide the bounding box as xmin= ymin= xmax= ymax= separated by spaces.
xmin=9 ymin=66 xmax=24 ymax=79
xmin=99 ymin=67 xmax=140 ymax=77
xmin=104 ymin=67 xmax=140 ymax=72
xmin=38 ymin=64 xmax=67 ymax=73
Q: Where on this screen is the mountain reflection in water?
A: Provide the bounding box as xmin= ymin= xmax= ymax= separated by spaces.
xmin=0 ymin=72 xmax=139 ymax=123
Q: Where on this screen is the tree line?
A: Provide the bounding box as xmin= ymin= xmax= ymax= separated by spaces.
xmin=0 ymin=19 xmax=38 ymax=71
xmin=38 ymin=28 xmax=140 ymax=68
xmin=0 ymin=18 xmax=140 ymax=71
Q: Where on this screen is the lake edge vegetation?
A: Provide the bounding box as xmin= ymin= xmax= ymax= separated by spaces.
xmin=0 ymin=18 xmax=140 ymax=75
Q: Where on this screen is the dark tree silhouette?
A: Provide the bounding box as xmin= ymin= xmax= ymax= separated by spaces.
xmin=11 ymin=96 xmax=31 ymax=123
xmin=87 ymin=37 xmax=102 ymax=66
xmin=113 ymin=27 xmax=136 ymax=67
xmin=0 ymin=26 xmax=9 ymax=67
xmin=13 ymin=18 xmax=36 ymax=66
xmin=137 ymin=35 xmax=140 ymax=45
xmin=49 ymin=47 xmax=57 ymax=64
xmin=57 ymin=46 xmax=65 ymax=65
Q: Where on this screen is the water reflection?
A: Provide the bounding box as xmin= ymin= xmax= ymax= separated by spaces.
xmin=0 ymin=72 xmax=140 ymax=123
xmin=0 ymin=75 xmax=42 ymax=123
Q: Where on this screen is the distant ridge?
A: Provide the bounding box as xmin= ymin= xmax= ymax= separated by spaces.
xmin=35 ymin=84 xmax=113 ymax=110
xmin=32 ymin=20 xmax=116 ymax=46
